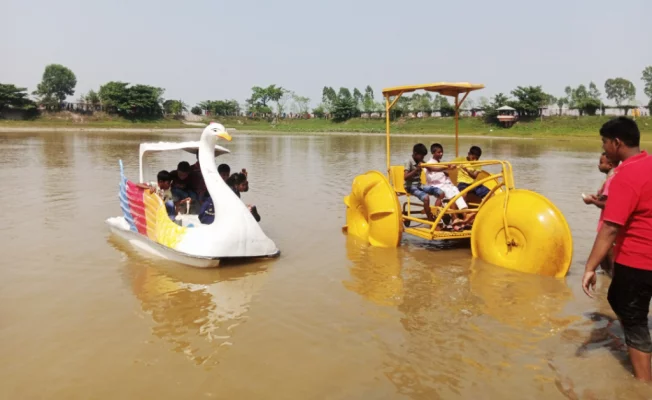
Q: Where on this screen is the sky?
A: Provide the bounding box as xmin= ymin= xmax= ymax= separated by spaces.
xmin=2 ymin=0 xmax=651 ymax=108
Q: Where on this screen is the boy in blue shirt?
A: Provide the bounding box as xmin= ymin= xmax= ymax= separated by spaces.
xmin=404 ymin=143 xmax=444 ymax=221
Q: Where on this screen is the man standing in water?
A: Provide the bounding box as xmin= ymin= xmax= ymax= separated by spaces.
xmin=582 ymin=117 xmax=652 ymax=381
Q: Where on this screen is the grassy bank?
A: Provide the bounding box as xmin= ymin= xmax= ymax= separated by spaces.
xmin=2 ymin=112 xmax=651 ymax=138
xmin=0 ymin=111 xmax=192 ymax=129
xmin=211 ymin=115 xmax=652 ymax=138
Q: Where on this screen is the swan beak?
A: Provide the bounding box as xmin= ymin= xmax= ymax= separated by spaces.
xmin=217 ymin=131 xmax=232 ymax=141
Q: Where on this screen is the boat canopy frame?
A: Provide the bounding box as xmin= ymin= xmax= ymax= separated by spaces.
xmin=138 ymin=141 xmax=230 ymax=183
xmin=381 ymin=82 xmax=484 ymax=175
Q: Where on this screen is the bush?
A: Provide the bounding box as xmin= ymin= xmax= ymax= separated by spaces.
xmin=332 ymin=97 xmax=359 ymax=122
xmin=191 ymin=106 xmax=202 ymax=115
xmin=312 ymin=105 xmax=325 ymax=118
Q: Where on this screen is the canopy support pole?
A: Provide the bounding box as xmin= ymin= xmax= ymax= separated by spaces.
xmin=386 ymin=91 xmax=404 ymax=176
xmin=453 ymin=91 xmax=470 ymax=158
xmin=454 ymin=94 xmax=460 ymax=157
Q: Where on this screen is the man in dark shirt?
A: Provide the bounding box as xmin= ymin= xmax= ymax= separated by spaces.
xmin=170 ymin=161 xmax=197 ymax=206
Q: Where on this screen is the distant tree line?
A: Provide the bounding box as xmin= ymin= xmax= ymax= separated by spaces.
xmin=2 ymin=64 xmax=652 ymax=123
xmin=0 ymin=64 xmax=184 ymax=120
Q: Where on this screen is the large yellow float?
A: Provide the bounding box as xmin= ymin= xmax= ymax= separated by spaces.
xmin=343 ymin=82 xmax=573 ymax=277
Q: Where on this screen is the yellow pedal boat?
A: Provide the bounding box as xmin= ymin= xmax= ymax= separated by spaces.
xmin=343 ymin=82 xmax=572 ymax=278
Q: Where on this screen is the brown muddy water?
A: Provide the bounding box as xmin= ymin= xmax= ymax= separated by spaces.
xmin=1 ymin=131 xmax=650 ymax=399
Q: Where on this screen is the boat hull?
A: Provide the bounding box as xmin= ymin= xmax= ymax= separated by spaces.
xmin=106 ymin=217 xmax=280 ymax=268
xmin=107 ymin=219 xmax=220 ymax=268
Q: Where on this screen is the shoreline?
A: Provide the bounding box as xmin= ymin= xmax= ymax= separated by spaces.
xmin=0 ymin=125 xmax=606 ymax=142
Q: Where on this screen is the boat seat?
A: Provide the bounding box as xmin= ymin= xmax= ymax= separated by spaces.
xmin=389 ymin=165 xmax=428 ymax=196
xmin=389 ymin=164 xmax=499 ymax=209
xmin=389 ymin=166 xmax=450 ymax=218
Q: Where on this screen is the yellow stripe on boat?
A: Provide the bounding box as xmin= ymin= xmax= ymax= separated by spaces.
xmin=142 ymin=191 xmax=188 ymax=248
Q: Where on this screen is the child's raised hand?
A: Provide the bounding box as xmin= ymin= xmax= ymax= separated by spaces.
xmin=241 ymin=168 xmax=248 ymax=177
xmin=581 ymin=194 xmax=596 ymax=205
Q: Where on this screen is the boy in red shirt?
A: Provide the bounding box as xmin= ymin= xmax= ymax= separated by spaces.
xmin=582 ymin=117 xmax=652 ymax=381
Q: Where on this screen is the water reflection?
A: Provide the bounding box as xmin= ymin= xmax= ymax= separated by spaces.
xmin=469 ymin=259 xmax=578 ymax=336
xmin=109 ymin=237 xmax=270 ymax=367
xmin=343 ymin=236 xmax=404 ymax=306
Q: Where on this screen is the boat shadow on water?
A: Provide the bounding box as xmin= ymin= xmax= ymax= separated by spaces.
xmin=107 ymin=236 xmax=275 ymax=368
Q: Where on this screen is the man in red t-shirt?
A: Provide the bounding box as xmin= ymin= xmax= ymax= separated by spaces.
xmin=582 ymin=117 xmax=652 ymax=381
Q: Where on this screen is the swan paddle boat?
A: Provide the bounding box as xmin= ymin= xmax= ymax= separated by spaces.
xmin=106 ymin=122 xmax=280 ymax=268
xmin=343 ymin=82 xmax=573 ymax=277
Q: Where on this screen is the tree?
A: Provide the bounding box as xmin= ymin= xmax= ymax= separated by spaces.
xmin=509 ymin=86 xmax=552 ymax=117
xmin=291 ymin=93 xmax=310 ymax=115
xmin=86 ymin=90 xmax=100 ymax=108
xmin=565 ymin=84 xmax=601 ymax=116
xmin=332 ymin=97 xmax=358 ymax=122
xmin=322 ymin=87 xmax=337 ymax=113
xmin=332 ymin=87 xmax=359 ymax=122
xmin=247 ymin=85 xmax=285 ymax=115
xmin=492 ymin=93 xmax=509 ymax=108
xmin=390 ymin=95 xmax=411 ymax=118
xmin=588 ymin=82 xmax=601 ymax=101
xmin=312 ymin=104 xmax=326 ymax=118
xmin=98 ymin=81 xmax=164 ymax=118
xmin=555 ymin=97 xmax=568 ymax=116
xmin=642 ymin=66 xmax=652 ymax=99
xmin=0 ymin=83 xmax=35 ymax=111
xmin=605 ymin=78 xmax=636 ymax=115
xmin=338 ymin=87 xmax=352 ymax=102
xmin=275 ymin=90 xmax=292 ymax=116
xmin=163 ymin=100 xmax=187 ymax=116
xmin=362 ymin=85 xmax=375 ymax=112
xmin=199 ymin=99 xmax=240 ymax=116
xmin=433 ymin=95 xmax=455 ymax=116
xmin=410 ymin=93 xmax=432 ymax=113
xmin=353 ymin=88 xmax=363 ymax=109
xmin=191 ymin=106 xmax=202 ymax=115
xmin=34 ymin=64 xmax=77 ymax=109
xmin=126 ymin=85 xmax=165 ymax=117
xmin=98 ymin=81 xmax=129 ymax=112
xmin=267 ymin=85 xmax=286 ymax=115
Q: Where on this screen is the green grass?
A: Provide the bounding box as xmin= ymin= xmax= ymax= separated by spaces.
xmin=217 ymin=115 xmax=652 ymax=138
xmin=3 ymin=112 xmax=651 ymax=139
xmin=0 ymin=111 xmax=192 ymax=129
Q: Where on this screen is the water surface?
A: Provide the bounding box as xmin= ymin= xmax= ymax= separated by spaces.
xmin=1 ymin=131 xmax=648 ymax=399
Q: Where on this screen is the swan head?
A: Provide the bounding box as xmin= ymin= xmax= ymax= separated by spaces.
xmin=203 ymin=122 xmax=232 ymax=142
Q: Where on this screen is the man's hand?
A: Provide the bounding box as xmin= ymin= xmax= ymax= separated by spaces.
xmin=178 ymin=198 xmax=191 ymax=204
xmin=582 ymin=270 xmax=597 ymax=298
xmin=583 ymin=195 xmax=595 ymax=205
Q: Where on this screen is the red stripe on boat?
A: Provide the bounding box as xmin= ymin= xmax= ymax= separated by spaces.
xmin=126 ymin=181 xmax=148 ymax=235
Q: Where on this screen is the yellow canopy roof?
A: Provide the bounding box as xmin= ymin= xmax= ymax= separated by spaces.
xmin=382 ymin=82 xmax=484 ymax=97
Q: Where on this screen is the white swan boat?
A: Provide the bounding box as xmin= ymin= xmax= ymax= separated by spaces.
xmin=106 ymin=122 xmax=280 ymax=267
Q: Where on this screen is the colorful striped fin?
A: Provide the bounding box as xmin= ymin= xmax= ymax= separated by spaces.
xmin=118 ymin=160 xmax=138 ymax=232
xmin=118 ymin=160 xmax=147 ymax=234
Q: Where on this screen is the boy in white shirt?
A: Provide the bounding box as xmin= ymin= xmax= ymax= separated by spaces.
xmin=422 ymin=143 xmax=475 ymax=228
xmin=136 ymin=170 xmax=189 ymax=219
